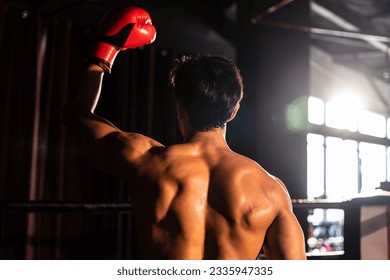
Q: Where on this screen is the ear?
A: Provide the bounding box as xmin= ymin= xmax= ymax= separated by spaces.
xmin=227 ymin=102 xmax=240 ymax=122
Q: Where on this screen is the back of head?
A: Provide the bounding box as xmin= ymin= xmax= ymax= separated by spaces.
xmin=169 ymin=55 xmax=243 ymax=131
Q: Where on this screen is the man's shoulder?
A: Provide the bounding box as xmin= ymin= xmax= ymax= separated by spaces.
xmin=227 ymin=151 xmax=272 ymax=176
xmin=228 ymin=153 xmax=288 ymax=195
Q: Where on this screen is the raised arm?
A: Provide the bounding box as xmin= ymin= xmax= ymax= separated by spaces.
xmin=262 ymin=178 xmax=307 ymax=260
xmin=63 ymin=64 xmax=117 ymax=142
xmin=63 ymin=6 xmax=158 ymax=178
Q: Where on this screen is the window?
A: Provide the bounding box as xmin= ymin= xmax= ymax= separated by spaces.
xmin=307 ymin=96 xmax=390 ymax=200
xmin=325 ymin=94 xmax=361 ymax=132
xmin=307 ymin=133 xmax=324 ymax=199
xmin=359 ymin=142 xmax=387 ymax=194
xmin=325 ymin=137 xmax=358 ymax=199
xmin=359 ymin=111 xmax=386 ymax=138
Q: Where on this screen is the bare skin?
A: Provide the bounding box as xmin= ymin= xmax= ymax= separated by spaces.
xmin=64 ymin=64 xmax=306 ymax=260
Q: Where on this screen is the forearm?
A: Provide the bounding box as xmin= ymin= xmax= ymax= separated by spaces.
xmin=63 ymin=64 xmax=119 ymax=143
xmin=66 ymin=64 xmax=104 ymax=114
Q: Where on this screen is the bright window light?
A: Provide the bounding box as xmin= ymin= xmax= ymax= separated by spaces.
xmin=359 ymin=142 xmax=386 ymax=193
xmin=325 ymin=93 xmax=362 ymax=132
xmin=306 ymin=94 xmax=390 ymax=200
xmin=308 ymin=96 xmax=324 ymax=125
xmin=387 ymin=117 xmax=390 ymax=139
xmin=307 ymin=133 xmax=325 ymax=199
xmin=325 ymin=137 xmax=358 ymax=199
xmin=359 ymin=111 xmax=386 ymax=138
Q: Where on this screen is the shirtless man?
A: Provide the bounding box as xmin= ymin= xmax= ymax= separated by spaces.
xmin=63 ymin=6 xmax=306 ymax=260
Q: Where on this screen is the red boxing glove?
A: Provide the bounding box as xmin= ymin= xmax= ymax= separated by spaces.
xmin=88 ymin=6 xmax=156 ymax=73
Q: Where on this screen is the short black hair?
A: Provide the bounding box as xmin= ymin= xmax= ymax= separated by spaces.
xmin=169 ymin=55 xmax=243 ymax=131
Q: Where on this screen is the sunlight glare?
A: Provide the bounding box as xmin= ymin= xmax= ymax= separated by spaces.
xmin=325 ymin=91 xmax=362 ymax=132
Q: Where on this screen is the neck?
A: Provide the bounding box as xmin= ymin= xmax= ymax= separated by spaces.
xmin=182 ymin=126 xmax=227 ymax=144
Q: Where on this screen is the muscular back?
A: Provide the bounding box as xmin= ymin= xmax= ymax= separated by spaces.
xmin=65 ymin=64 xmax=306 ymax=260
xmin=115 ymin=133 xmax=296 ymax=260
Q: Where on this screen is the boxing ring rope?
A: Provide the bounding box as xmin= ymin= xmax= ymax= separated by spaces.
xmin=0 ymin=199 xmax=347 ymax=213
xmin=0 ymin=201 xmax=133 ymax=259
xmin=0 ymin=201 xmax=132 ymax=213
